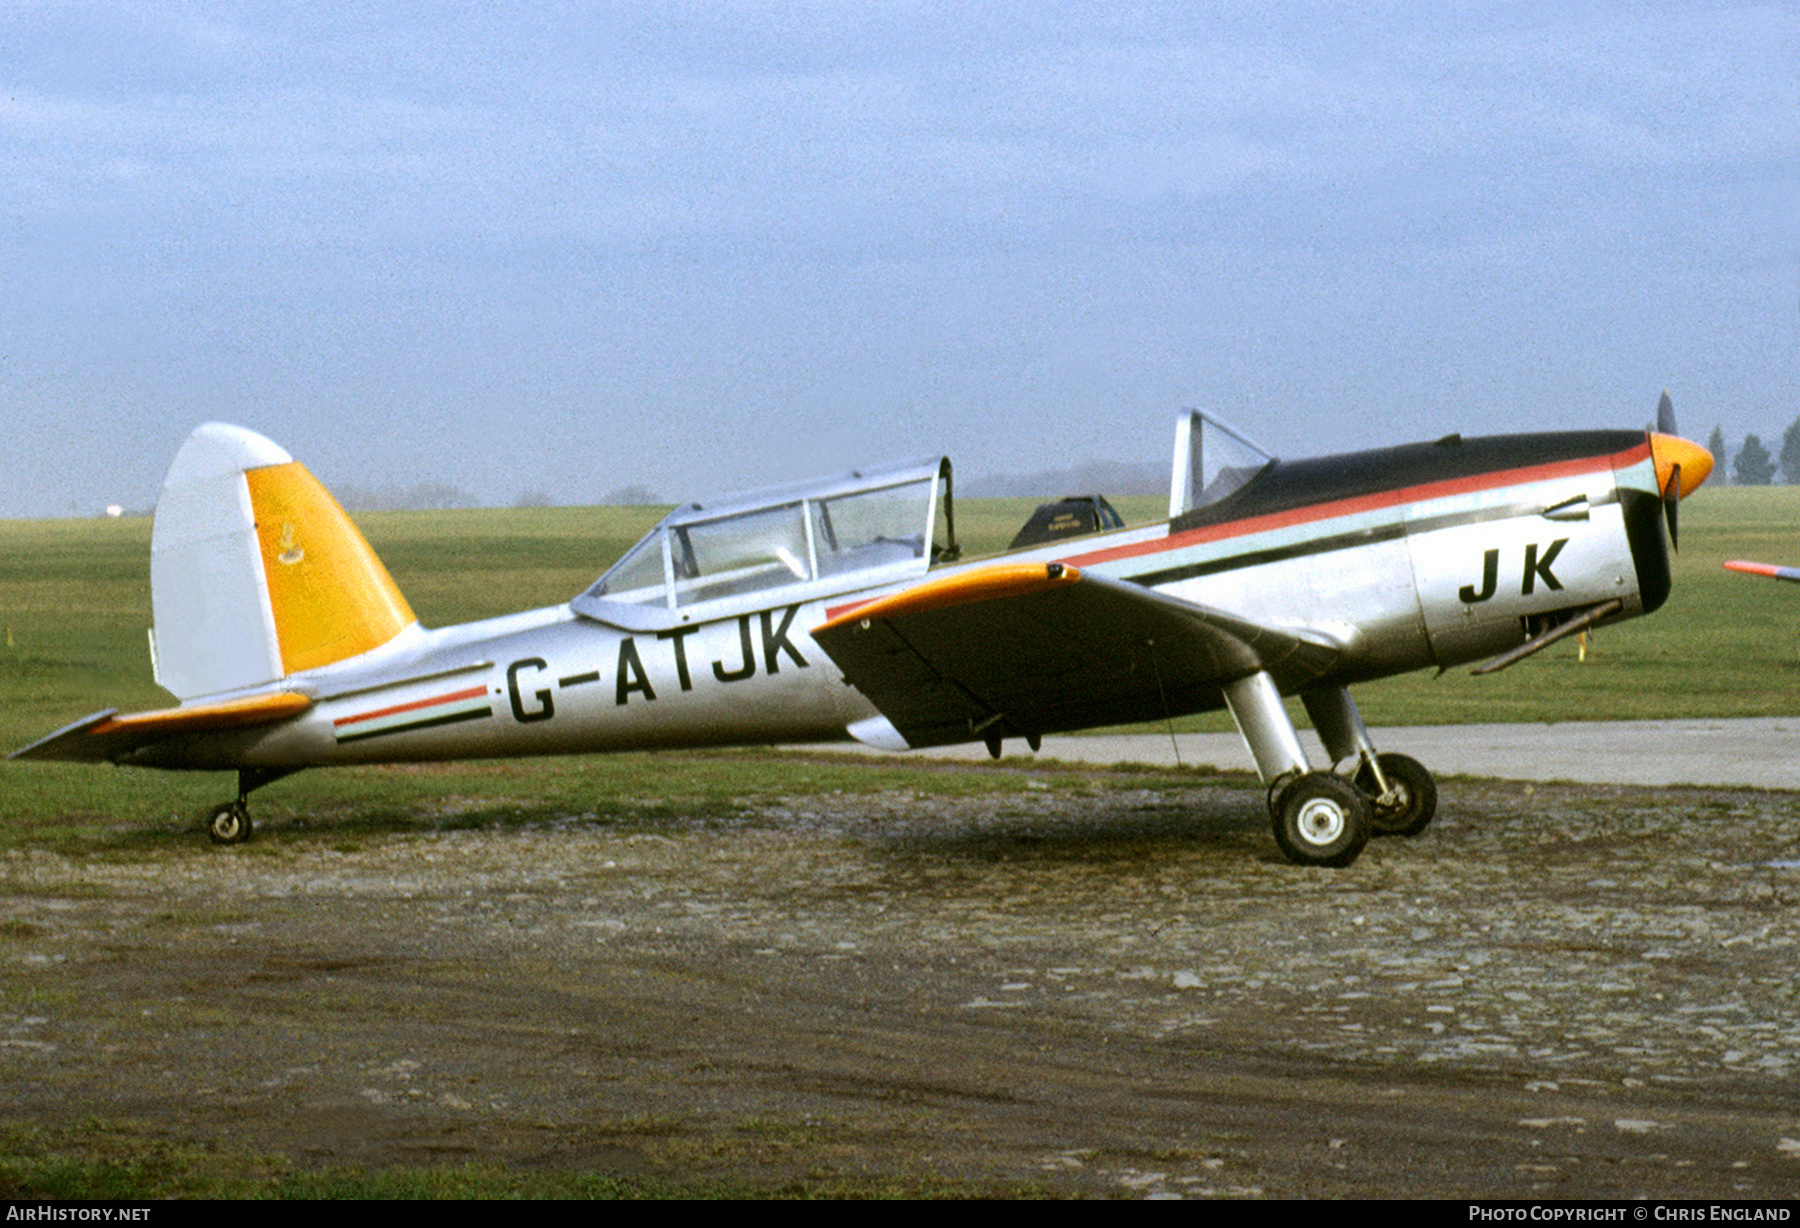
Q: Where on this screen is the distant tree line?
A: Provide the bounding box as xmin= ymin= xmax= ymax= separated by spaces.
xmin=1706 ymin=420 xmax=1800 ymax=487
xmin=334 ymin=481 xmax=481 ymax=511
xmin=333 ymin=481 xmax=664 ymax=511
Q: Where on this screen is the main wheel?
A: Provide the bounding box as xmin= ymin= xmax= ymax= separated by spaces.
xmin=206 ymin=801 xmax=252 ymax=845
xmin=1271 ymin=772 xmax=1370 ymax=867
xmin=1354 ymin=752 xmax=1437 ymax=838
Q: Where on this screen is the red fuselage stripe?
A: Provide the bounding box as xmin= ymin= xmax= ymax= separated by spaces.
xmin=335 ymin=684 xmax=489 ymax=728
xmin=1062 ymin=443 xmax=1648 ymax=569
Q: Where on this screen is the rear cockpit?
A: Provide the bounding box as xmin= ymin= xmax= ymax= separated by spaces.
xmin=572 ymin=457 xmax=955 ymax=630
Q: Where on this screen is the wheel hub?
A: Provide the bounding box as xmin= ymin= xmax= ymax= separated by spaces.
xmin=1295 ymin=797 xmax=1346 ymax=845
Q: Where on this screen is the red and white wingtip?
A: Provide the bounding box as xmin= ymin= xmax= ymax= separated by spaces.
xmin=1724 ymin=560 xmax=1800 ymax=584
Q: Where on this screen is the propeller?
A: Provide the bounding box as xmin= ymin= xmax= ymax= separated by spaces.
xmin=1646 ymin=390 xmax=1711 ymax=551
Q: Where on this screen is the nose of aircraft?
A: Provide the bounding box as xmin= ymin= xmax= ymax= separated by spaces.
xmin=1649 ymin=432 xmax=1713 ymax=499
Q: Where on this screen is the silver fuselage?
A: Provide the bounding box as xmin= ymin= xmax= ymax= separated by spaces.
xmin=128 ymin=429 xmax=1669 ymax=772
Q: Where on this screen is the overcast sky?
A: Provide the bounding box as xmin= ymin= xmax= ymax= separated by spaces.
xmin=4 ymin=1 xmax=1795 ymax=516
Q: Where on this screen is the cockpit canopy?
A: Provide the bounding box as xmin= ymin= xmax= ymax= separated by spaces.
xmin=572 ymin=456 xmax=955 ymax=631
xmin=1169 ymin=410 xmax=1276 ymax=519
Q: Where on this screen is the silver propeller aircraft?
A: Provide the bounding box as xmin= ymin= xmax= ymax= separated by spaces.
xmin=13 ymin=406 xmax=1712 ymax=866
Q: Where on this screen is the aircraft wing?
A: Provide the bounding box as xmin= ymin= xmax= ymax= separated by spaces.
xmin=10 ymin=692 xmax=313 ymax=764
xmin=1724 ymin=560 xmax=1800 ymax=584
xmin=812 ymin=562 xmax=1340 ymax=751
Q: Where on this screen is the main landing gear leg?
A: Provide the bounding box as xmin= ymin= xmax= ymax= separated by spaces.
xmin=1223 ymin=672 xmax=1370 ymax=868
xmin=1302 ymin=686 xmax=1437 ymax=839
xmin=204 ymin=767 xmax=294 ymax=846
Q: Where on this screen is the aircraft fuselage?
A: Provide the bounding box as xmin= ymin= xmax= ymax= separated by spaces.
xmin=128 ymin=428 xmax=1669 ymax=773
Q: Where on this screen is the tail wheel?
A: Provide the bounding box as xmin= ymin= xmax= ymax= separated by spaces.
xmin=206 ymin=801 xmax=252 ymax=846
xmin=1271 ymin=772 xmax=1370 ymax=868
xmin=1354 ymin=753 xmax=1437 ymax=838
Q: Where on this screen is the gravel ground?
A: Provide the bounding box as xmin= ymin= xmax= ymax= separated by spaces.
xmin=4 ymin=766 xmax=1800 ymax=1198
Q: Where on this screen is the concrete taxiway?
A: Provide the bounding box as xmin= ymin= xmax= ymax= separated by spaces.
xmin=826 ymin=719 xmax=1800 ymax=790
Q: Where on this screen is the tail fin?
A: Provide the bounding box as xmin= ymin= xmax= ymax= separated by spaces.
xmin=150 ymin=423 xmax=416 ymax=700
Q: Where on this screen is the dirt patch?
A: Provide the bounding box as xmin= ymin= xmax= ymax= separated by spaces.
xmin=4 ymin=773 xmax=1800 ymax=1197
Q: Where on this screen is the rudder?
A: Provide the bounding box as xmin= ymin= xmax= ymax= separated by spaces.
xmin=150 ymin=423 xmax=416 ymax=700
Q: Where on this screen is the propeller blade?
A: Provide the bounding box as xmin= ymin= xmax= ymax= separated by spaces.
xmin=1647 ymin=431 xmax=1713 ymax=554
xmin=1664 ymin=462 xmax=1680 ymax=550
xmin=1656 ymin=389 xmax=1676 ymax=435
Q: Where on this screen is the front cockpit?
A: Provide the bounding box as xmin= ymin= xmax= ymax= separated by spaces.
xmin=1169 ymin=410 xmax=1278 ymax=519
xmin=571 ymin=457 xmax=955 ymax=630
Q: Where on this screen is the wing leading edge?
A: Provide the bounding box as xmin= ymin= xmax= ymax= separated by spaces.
xmin=812 ymin=562 xmax=1340 ymax=752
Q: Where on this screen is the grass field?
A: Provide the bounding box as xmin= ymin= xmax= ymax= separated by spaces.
xmin=4 ymin=485 xmax=1800 ymax=846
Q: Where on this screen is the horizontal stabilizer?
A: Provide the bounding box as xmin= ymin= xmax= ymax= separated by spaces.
xmin=10 ymin=692 xmax=313 ymax=763
xmin=814 ymin=561 xmax=1339 ymax=750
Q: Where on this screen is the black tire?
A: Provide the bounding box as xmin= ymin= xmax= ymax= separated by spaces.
xmin=1354 ymin=753 xmax=1437 ymax=838
xmin=1271 ymin=772 xmax=1370 ymax=868
xmin=207 ymin=801 xmax=252 ymax=845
